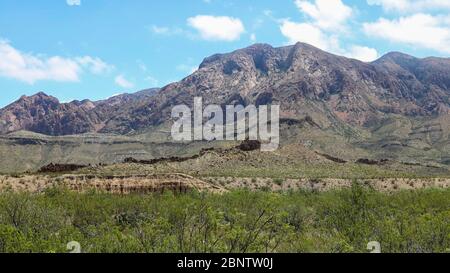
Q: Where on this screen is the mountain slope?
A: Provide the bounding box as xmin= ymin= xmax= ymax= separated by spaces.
xmin=99 ymin=43 xmax=450 ymax=134
xmin=0 ymin=88 xmax=159 ymax=136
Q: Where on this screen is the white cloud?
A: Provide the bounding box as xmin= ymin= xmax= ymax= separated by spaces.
xmin=76 ymin=56 xmax=113 ymax=74
xmin=279 ymin=0 xmax=358 ymax=57
xmin=367 ymin=0 xmax=450 ymax=13
xmin=187 ymin=15 xmax=245 ymax=41
xmin=280 ymin=20 xmax=341 ymax=52
xmin=363 ymin=13 xmax=450 ymax=54
xmin=0 ymin=40 xmax=111 ymax=84
xmin=250 ymin=33 xmax=257 ymax=42
xmin=66 ymin=0 xmax=81 ymax=6
xmin=274 ymin=0 xmax=382 ymax=63
xmin=345 ymin=45 xmax=379 ymax=62
xmin=279 ymin=20 xmax=379 ymax=62
xmin=115 ymin=75 xmax=134 ymax=89
xmin=295 ymin=0 xmax=352 ymax=30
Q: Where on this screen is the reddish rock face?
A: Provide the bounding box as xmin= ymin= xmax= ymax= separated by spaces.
xmin=2 ymin=42 xmax=450 ymax=136
xmin=0 ymin=92 xmax=98 ymax=135
xmin=0 ymin=89 xmax=159 ymax=135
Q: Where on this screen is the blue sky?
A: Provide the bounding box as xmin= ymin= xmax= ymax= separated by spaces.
xmin=1 ymin=0 xmax=450 ymax=107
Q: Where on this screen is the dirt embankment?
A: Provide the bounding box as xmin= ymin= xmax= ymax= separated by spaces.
xmin=0 ymin=174 xmax=227 ymax=194
xmin=1 ymin=174 xmax=449 ymax=194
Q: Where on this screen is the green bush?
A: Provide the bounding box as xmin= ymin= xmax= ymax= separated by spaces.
xmin=0 ymin=186 xmax=448 ymax=253
xmin=273 ymin=178 xmax=284 ymax=186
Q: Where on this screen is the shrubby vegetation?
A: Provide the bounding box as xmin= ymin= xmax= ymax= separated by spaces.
xmin=0 ymin=183 xmax=449 ymax=253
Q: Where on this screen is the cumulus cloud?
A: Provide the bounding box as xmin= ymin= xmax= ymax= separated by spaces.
xmin=115 ymin=75 xmax=134 ymax=89
xmin=345 ymin=45 xmax=379 ymax=62
xmin=187 ymin=15 xmax=245 ymax=41
xmin=0 ymin=40 xmax=111 ymax=84
xmin=295 ymin=0 xmax=352 ymax=31
xmin=367 ymin=0 xmax=450 ymax=13
xmin=279 ymin=0 xmax=351 ymax=53
xmin=280 ymin=20 xmax=341 ymax=52
xmin=66 ymin=0 xmax=81 ymax=6
xmin=278 ymin=0 xmax=378 ymax=62
xmin=279 ymin=21 xmax=379 ymax=62
xmin=279 ymin=0 xmax=379 ymax=63
xmin=363 ymin=13 xmax=450 ymax=54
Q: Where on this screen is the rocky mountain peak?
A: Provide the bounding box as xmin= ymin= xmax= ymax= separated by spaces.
xmin=17 ymin=91 xmax=58 ymax=103
xmin=12 ymin=92 xmax=60 ymax=114
xmin=376 ymin=51 xmax=416 ymax=62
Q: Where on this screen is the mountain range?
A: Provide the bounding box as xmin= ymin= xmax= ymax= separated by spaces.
xmin=2 ymin=42 xmax=450 ymax=172
xmin=2 ymin=42 xmax=450 ymax=136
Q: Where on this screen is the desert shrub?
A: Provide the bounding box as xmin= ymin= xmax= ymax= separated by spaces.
xmin=0 ymin=225 xmax=32 ymax=252
xmin=273 ymin=178 xmax=284 ymax=186
xmin=0 ymin=186 xmax=448 ymax=253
